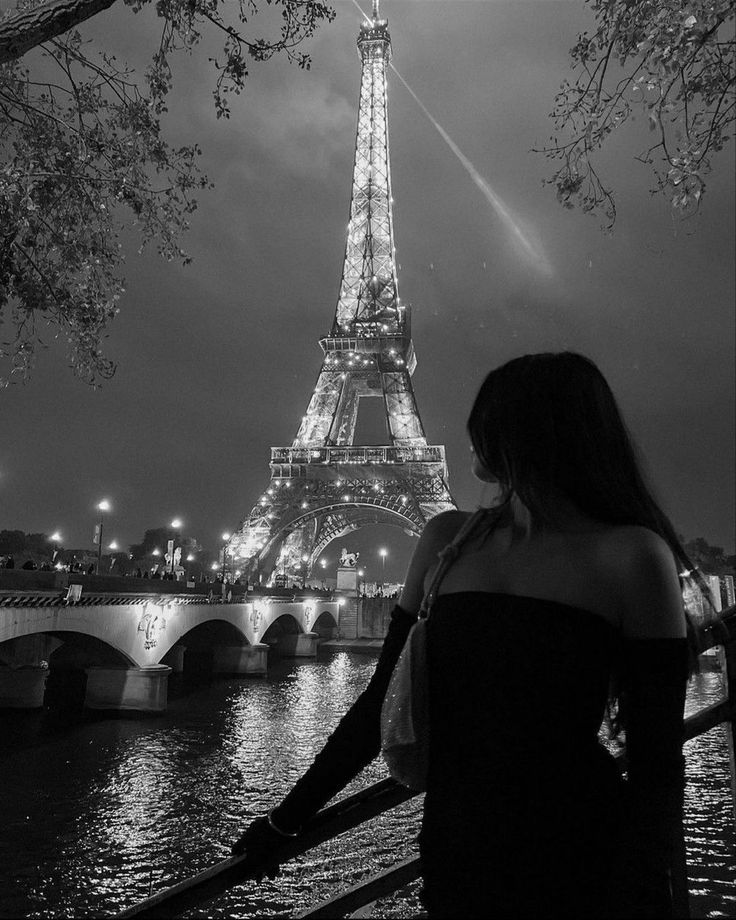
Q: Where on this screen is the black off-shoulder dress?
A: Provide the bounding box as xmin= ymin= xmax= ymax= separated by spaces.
xmin=272 ymin=593 xmax=688 ymax=919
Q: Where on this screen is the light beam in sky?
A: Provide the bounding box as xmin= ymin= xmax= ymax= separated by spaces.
xmin=344 ymin=0 xmax=554 ymax=276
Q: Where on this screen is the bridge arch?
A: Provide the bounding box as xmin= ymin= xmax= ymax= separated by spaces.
xmin=312 ymin=609 xmax=339 ymax=640
xmin=0 ymin=627 xmax=137 ymax=670
xmin=167 ymin=618 xmax=251 ymax=656
xmin=261 ymin=612 xmax=304 ymax=644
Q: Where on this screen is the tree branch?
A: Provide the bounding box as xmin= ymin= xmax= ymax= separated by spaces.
xmin=0 ymin=0 xmax=119 ymax=65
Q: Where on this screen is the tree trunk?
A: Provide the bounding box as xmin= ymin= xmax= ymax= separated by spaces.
xmin=0 ymin=0 xmax=118 ymax=64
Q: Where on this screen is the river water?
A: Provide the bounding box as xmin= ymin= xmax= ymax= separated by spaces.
xmin=0 ymin=648 xmax=733 ymax=919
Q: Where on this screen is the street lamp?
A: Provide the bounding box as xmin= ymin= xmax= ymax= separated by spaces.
xmin=301 ymin=553 xmax=309 ymax=588
xmin=49 ymin=531 xmax=62 ymax=565
xmin=95 ymin=499 xmax=111 ymax=574
xmin=221 ymin=532 xmax=231 ymax=580
xmin=169 ymin=518 xmax=183 ymax=577
xmin=379 ymin=547 xmax=387 ymax=586
xmin=319 ymin=558 xmax=327 ymax=590
xmin=108 ymin=540 xmax=119 ymax=574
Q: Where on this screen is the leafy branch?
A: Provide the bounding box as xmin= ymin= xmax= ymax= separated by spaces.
xmin=536 ymin=0 xmax=735 ymax=227
xmin=0 ymin=0 xmax=335 ymax=386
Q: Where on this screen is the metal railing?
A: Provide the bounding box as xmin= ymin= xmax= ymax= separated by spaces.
xmin=0 ymin=591 xmax=213 ymax=607
xmin=114 ymin=604 xmax=736 ymax=920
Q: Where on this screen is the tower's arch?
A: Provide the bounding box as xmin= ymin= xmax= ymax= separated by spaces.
xmin=250 ymin=499 xmax=421 ymax=582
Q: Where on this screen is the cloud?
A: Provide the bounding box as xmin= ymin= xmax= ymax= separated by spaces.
xmin=246 ymin=77 xmax=355 ymax=177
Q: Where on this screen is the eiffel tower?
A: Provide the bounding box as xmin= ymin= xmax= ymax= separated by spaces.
xmin=229 ymin=0 xmax=455 ymax=584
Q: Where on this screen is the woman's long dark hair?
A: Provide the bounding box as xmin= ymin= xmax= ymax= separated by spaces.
xmin=467 ymin=352 xmax=713 ymax=652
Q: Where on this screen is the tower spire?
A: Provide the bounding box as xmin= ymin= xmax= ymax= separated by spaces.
xmin=331 ymin=4 xmax=399 ymax=337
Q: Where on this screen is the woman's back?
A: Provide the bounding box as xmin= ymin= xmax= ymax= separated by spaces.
xmin=408 ymin=503 xmax=688 ymax=917
xmin=421 ymin=590 xmax=624 ymax=918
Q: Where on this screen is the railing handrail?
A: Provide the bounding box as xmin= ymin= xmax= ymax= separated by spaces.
xmin=113 ymin=779 xmax=414 ymax=919
xmin=111 ymin=604 xmax=736 ymax=920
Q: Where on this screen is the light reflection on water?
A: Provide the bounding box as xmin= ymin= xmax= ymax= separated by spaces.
xmin=0 ymin=651 xmax=732 ymax=919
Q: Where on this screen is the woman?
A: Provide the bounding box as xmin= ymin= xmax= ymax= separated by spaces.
xmin=233 ymin=352 xmax=701 ymax=918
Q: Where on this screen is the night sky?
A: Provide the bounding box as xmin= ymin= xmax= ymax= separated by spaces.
xmin=1 ymin=1 xmax=734 ymax=581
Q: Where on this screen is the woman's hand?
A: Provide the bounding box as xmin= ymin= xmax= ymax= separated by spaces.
xmin=231 ymin=813 xmax=296 ymax=877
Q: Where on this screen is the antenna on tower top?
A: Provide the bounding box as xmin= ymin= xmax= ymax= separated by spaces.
xmin=372 ymin=0 xmax=379 ymax=22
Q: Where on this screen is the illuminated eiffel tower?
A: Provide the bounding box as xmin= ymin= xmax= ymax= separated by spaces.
xmin=230 ymin=0 xmax=455 ymax=584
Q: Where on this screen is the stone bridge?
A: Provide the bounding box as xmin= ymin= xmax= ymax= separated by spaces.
xmin=0 ymin=595 xmax=341 ymax=712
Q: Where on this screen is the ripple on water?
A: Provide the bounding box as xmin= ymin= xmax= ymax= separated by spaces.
xmin=0 ymin=653 xmax=732 ymax=919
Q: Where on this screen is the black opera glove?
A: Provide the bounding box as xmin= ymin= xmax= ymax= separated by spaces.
xmin=271 ymin=603 xmax=416 ymax=831
xmin=230 ymin=604 xmax=415 ymax=868
xmin=231 ymin=812 xmax=299 ymax=878
xmin=620 ymin=638 xmax=688 ymax=919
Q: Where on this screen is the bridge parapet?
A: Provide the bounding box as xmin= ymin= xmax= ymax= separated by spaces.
xmin=0 ymin=592 xmax=212 ymax=608
xmin=1 ymin=598 xmax=342 ymax=671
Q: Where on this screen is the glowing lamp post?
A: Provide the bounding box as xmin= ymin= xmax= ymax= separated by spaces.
xmin=169 ymin=518 xmax=183 ymax=577
xmin=319 ymin=558 xmax=327 ymax=589
xmin=379 ymin=547 xmax=387 ymax=587
xmin=108 ymin=540 xmax=119 ymax=574
xmin=301 ymin=553 xmax=309 ymax=589
xmin=94 ymin=500 xmax=111 ymax=574
xmin=49 ymin=531 xmax=62 ymax=566
xmin=221 ymin=532 xmax=231 ymax=579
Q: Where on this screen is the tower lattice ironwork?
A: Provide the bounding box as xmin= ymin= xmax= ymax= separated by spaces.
xmin=229 ymin=1 xmax=455 ymax=584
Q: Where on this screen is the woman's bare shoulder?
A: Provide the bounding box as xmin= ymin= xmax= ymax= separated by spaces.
xmin=594 ymin=525 xmax=686 ymax=638
xmin=594 ymin=524 xmax=676 ymax=570
xmin=422 ymin=510 xmax=473 ymax=543
xmin=398 ymin=511 xmax=474 ymax=614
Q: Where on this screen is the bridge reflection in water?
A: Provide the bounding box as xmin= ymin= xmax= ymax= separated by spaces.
xmin=0 ymin=641 xmax=733 ymax=918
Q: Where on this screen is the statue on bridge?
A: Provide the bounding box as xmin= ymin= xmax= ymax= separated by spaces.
xmin=339 ymin=548 xmax=360 ymax=568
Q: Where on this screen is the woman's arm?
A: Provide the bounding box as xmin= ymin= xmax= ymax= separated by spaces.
xmin=399 ymin=510 xmax=471 ymax=614
xmin=619 ymin=638 xmax=688 ymax=918
xmin=616 ymin=529 xmax=689 ymax=917
xmin=268 ymin=602 xmax=416 ymax=832
xmin=232 ymin=512 xmax=464 ymax=853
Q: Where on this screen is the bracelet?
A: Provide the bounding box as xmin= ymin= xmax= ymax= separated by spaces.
xmin=267 ymin=809 xmax=300 ymax=837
